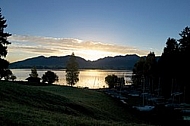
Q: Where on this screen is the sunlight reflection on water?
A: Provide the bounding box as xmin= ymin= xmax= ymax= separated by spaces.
xmin=11 ymin=69 xmax=132 ymax=89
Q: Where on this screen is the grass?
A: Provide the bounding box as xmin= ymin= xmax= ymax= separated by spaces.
xmin=0 ymin=81 xmax=153 ymax=126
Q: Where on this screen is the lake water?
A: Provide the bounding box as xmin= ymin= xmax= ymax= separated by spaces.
xmin=11 ymin=69 xmax=132 ymax=89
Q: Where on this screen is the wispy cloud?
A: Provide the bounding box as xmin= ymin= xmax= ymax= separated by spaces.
xmin=7 ymin=34 xmax=148 ymax=62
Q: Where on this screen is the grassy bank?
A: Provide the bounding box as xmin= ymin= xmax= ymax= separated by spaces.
xmin=0 ymin=81 xmax=152 ymax=126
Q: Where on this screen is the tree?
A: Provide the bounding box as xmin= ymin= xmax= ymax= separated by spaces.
xmin=178 ymin=26 xmax=190 ymax=53
xmin=29 ymin=66 xmax=38 ymax=78
xmin=105 ymin=74 xmax=118 ymax=88
xmin=178 ymin=26 xmax=190 ymax=77
xmin=26 ymin=66 xmax=41 ymax=83
xmin=157 ymin=27 xmax=190 ymax=100
xmin=65 ymin=52 xmax=80 ymax=86
xmin=0 ymin=8 xmax=11 ymax=79
xmin=3 ymin=69 xmax=11 ymax=81
xmin=144 ymin=52 xmax=158 ymax=93
xmin=177 ymin=26 xmax=190 ymax=102
xmin=4 ymin=69 xmax=16 ymax=81
xmin=157 ymin=38 xmax=180 ymax=97
xmin=132 ymin=52 xmax=158 ymax=91
xmin=163 ymin=38 xmax=179 ymax=54
xmin=10 ymin=74 xmax=16 ymax=81
xmin=42 ymin=71 xmax=58 ymax=84
xmin=132 ymin=57 xmax=146 ymax=88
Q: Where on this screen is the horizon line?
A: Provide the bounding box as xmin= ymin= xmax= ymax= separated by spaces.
xmin=10 ymin=53 xmax=161 ymax=63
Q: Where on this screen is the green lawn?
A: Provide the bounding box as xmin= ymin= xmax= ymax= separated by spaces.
xmin=0 ymin=81 xmax=152 ymax=126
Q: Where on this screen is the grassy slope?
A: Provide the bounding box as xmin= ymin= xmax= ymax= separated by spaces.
xmin=0 ymin=81 xmax=151 ymax=126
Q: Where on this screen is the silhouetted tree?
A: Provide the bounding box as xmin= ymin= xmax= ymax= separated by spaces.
xmin=10 ymin=74 xmax=16 ymax=81
xmin=4 ymin=69 xmax=12 ymax=81
xmin=26 ymin=66 xmax=41 ymax=83
xmin=178 ymin=26 xmax=190 ymax=53
xmin=157 ymin=38 xmax=179 ymax=97
xmin=157 ymin=26 xmax=190 ymax=101
xmin=105 ymin=74 xmax=118 ymax=88
xmin=144 ymin=52 xmax=158 ymax=92
xmin=132 ymin=56 xmax=146 ymax=88
xmin=132 ymin=52 xmax=158 ymax=92
xmin=29 ymin=66 xmax=38 ymax=78
xmin=42 ymin=71 xmax=58 ymax=84
xmin=65 ymin=52 xmax=79 ymax=86
xmin=178 ymin=26 xmax=190 ymax=102
xmin=0 ymin=8 xmax=11 ymax=79
xmin=116 ymin=76 xmax=125 ymax=90
xmin=178 ymin=26 xmax=190 ymax=78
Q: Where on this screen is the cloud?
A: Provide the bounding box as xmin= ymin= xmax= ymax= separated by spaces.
xmin=10 ymin=46 xmax=57 ymax=54
xmin=7 ymin=34 xmax=148 ymax=62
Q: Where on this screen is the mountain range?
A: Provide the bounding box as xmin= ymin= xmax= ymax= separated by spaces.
xmin=9 ymin=54 xmax=142 ymax=70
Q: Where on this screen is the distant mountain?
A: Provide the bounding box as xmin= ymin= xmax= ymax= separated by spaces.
xmin=9 ymin=54 xmax=141 ymax=70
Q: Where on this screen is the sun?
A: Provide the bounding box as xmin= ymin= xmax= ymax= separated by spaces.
xmin=77 ymin=50 xmax=108 ymax=61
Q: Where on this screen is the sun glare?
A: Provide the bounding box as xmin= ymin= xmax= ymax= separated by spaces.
xmin=79 ymin=50 xmax=107 ymax=61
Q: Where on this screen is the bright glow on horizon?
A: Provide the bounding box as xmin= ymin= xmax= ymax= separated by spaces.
xmin=75 ymin=49 xmax=116 ymax=61
xmin=7 ymin=34 xmax=149 ymax=63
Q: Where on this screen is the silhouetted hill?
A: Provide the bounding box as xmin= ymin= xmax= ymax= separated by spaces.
xmin=9 ymin=54 xmax=141 ymax=70
xmin=91 ymin=55 xmax=140 ymax=69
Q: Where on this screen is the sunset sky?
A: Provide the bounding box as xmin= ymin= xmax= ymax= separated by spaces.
xmin=1 ymin=0 xmax=190 ymax=63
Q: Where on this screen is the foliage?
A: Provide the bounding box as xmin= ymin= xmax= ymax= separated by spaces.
xmin=9 ymin=74 xmax=16 ymax=81
xmin=3 ymin=69 xmax=16 ymax=81
xmin=42 ymin=71 xmax=58 ymax=84
xmin=0 ymin=8 xmax=11 ymax=79
xmin=66 ymin=52 xmax=80 ymax=86
xmin=26 ymin=66 xmax=40 ymax=84
xmin=105 ymin=74 xmax=118 ymax=88
xmin=132 ymin=57 xmax=146 ymax=87
xmin=157 ymin=26 xmax=190 ymax=100
xmin=132 ymin=26 xmax=190 ymax=102
xmin=132 ymin=52 xmax=157 ymax=90
xmin=29 ymin=66 xmax=38 ymax=78
xmin=178 ymin=26 xmax=190 ymax=52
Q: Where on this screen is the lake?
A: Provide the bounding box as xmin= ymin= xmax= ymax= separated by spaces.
xmin=11 ymin=69 xmax=133 ymax=89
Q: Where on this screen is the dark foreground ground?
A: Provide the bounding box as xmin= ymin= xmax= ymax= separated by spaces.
xmin=0 ymin=81 xmax=153 ymax=126
xmin=1 ymin=81 xmax=190 ymax=126
xmin=103 ymin=88 xmax=190 ymax=126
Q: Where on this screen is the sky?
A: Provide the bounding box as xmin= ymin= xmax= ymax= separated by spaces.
xmin=1 ymin=0 xmax=190 ymax=63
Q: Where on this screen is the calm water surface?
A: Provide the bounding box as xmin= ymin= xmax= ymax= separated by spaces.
xmin=11 ymin=69 xmax=132 ymax=89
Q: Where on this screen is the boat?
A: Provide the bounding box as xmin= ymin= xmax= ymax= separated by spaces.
xmin=132 ymin=92 xmax=155 ymax=112
xmin=133 ymin=105 xmax=155 ymax=112
xmin=132 ymin=76 xmax=155 ymax=112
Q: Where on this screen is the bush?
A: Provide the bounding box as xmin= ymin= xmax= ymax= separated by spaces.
xmin=105 ymin=74 xmax=118 ymax=88
xmin=42 ymin=71 xmax=58 ymax=84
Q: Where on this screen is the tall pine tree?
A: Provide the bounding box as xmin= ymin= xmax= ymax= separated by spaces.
xmin=65 ymin=52 xmax=79 ymax=86
xmin=0 ymin=8 xmax=11 ymax=79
